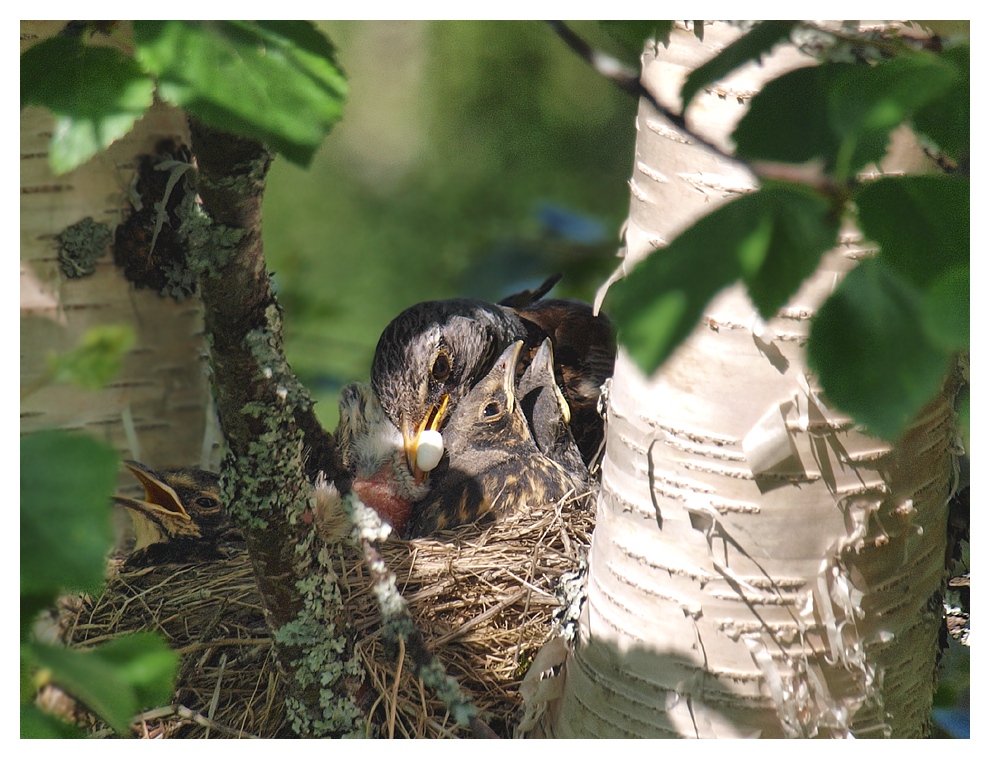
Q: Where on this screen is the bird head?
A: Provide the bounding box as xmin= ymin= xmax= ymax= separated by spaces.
xmin=441 ymin=339 xmax=533 ymax=461
xmin=334 ymin=381 xmax=429 ymax=535
xmin=518 ymin=337 xmax=570 ymax=425
xmin=370 ymin=298 xmax=523 ymax=482
xmin=114 ymin=461 xmax=233 ymax=564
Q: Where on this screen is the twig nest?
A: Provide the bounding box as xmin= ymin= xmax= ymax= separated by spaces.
xmin=416 ymin=430 xmax=444 ymax=472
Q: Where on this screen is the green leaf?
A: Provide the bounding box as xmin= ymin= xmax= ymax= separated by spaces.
xmin=855 ymin=175 xmax=969 ymax=288
xmin=911 ymin=43 xmax=969 ymax=161
xmin=21 ymin=704 xmax=85 ymax=739
xmin=734 ymin=64 xmax=840 ymax=166
xmin=134 ymin=21 xmax=347 ymax=167
xmin=89 ymin=633 xmax=179 ymax=711
xmin=735 ymin=54 xmax=959 ymax=178
xmin=600 ymin=21 xmax=672 ymax=54
xmin=741 ymin=184 xmax=840 ymax=317
xmin=20 ymin=432 xmax=118 ymax=598
xmin=27 ymin=636 xmax=176 ymax=735
xmin=681 ymin=21 xmax=796 ymax=109
xmin=808 ymin=257 xmax=952 ymax=441
xmin=608 ymin=185 xmax=838 ymax=374
xmin=828 ymin=52 xmax=959 ymax=176
xmin=922 ymin=265 xmax=969 ymax=351
xmin=49 ymin=325 xmax=136 ymax=390
xmin=20 ymin=35 xmax=155 ymax=175
xmin=26 ymin=642 xmax=135 ymax=735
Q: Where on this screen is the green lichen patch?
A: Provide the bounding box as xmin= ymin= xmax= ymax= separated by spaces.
xmin=57 ymin=217 xmax=111 ymax=278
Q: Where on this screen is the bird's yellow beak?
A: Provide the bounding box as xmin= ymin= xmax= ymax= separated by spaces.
xmin=118 ymin=461 xmax=192 ymax=522
xmin=403 ymin=394 xmax=449 ymax=483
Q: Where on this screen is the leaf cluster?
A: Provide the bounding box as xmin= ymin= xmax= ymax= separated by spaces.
xmin=20 ymin=433 xmax=179 ymax=737
xmin=21 ymin=21 xmax=347 ymax=174
xmin=604 ymin=21 xmax=968 ymax=442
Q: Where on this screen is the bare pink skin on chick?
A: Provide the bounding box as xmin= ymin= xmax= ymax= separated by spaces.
xmin=351 ymin=465 xmax=414 ymax=536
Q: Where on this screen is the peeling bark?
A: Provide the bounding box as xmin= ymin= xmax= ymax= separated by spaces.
xmin=536 ymin=22 xmax=958 ymax=738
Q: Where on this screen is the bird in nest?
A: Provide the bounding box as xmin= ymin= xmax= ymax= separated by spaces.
xmin=330 ymin=338 xmax=590 ymax=538
xmin=404 ymin=340 xmax=590 ymax=538
xmin=114 ymin=460 xmax=242 ymax=567
xmin=370 ymin=275 xmax=615 ymax=487
xmin=517 ymin=337 xmax=588 ymax=481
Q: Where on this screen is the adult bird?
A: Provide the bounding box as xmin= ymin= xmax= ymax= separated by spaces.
xmin=405 ymin=341 xmax=589 ymax=538
xmin=114 ymin=460 xmax=242 ymax=567
xmin=370 ymin=277 xmax=615 ymax=484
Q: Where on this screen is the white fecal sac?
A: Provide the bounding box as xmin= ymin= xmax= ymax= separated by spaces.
xmin=416 ymin=430 xmax=444 ymax=472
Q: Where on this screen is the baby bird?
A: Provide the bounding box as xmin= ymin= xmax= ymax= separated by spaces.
xmin=114 ymin=461 xmax=242 ymax=567
xmin=370 ymin=279 xmax=615 ymax=486
xmin=405 ymin=341 xmax=589 ymax=538
xmin=517 ymin=338 xmax=590 ymax=483
xmin=329 ymin=381 xmax=429 ymax=537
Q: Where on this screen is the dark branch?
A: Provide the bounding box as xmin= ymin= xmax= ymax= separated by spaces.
xmin=187 ymin=118 xmax=358 ymax=736
xmin=545 ymin=21 xmax=738 ymax=165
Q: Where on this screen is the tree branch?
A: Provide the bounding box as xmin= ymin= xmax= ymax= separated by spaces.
xmin=185 ymin=117 xmax=358 ymax=736
xmin=545 ymin=21 xmax=739 ymax=165
xmin=545 ymin=20 xmax=855 ymax=195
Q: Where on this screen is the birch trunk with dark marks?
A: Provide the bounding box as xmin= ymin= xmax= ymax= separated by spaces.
xmin=530 ymin=22 xmax=959 ymax=738
xmin=20 ymin=21 xmax=219 ymax=490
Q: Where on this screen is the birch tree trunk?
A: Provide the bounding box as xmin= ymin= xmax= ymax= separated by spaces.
xmin=20 ymin=21 xmax=220 ymax=485
xmin=532 ymin=22 xmax=958 ymax=739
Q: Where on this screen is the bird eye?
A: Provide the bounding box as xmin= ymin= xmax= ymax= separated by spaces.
xmin=195 ymin=497 xmax=220 ymax=510
xmin=483 ymin=401 xmax=501 ymax=418
xmin=431 ymin=352 xmax=451 ymax=382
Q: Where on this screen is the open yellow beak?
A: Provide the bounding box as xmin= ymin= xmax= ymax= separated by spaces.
xmin=118 ymin=461 xmax=192 ymax=522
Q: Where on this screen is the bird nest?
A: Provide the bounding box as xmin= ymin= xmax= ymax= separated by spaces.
xmin=54 ymin=490 xmax=594 ymax=738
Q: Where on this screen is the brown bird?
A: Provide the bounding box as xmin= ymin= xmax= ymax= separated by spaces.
xmin=405 ymin=341 xmax=589 ymax=538
xmin=114 ymin=461 xmax=241 ymax=567
xmin=517 ymin=337 xmax=589 ymax=483
xmin=370 ymin=277 xmax=615 ymax=484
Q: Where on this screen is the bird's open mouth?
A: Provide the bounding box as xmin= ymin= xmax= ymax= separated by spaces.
xmin=404 ymin=394 xmax=449 ymax=483
xmin=116 ymin=461 xmax=192 ymax=522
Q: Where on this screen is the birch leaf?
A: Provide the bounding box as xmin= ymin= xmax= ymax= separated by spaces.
xmin=134 ymin=21 xmax=347 ymax=167
xmin=608 ymin=185 xmax=836 ymax=374
xmin=855 ymin=175 xmax=969 ymax=288
xmin=911 ymin=43 xmax=969 ymax=161
xmin=20 ymin=432 xmax=118 ymax=600
xmin=26 ymin=635 xmax=177 ymax=736
xmin=736 ymin=55 xmax=958 ymax=177
xmin=20 ymin=35 xmax=154 ymax=175
xmin=808 ymin=257 xmax=952 ymax=441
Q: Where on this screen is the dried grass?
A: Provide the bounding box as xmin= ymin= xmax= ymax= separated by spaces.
xmin=56 ymin=490 xmax=594 ymax=738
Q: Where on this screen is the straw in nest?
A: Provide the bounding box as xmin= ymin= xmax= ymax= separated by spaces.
xmin=51 ymin=488 xmax=594 ymax=738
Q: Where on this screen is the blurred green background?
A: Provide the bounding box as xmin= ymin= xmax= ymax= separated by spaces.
xmin=261 ymin=21 xmax=638 ymax=429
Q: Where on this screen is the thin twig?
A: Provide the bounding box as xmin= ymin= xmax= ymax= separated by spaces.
xmin=205 ymin=652 xmax=227 ymax=738
xmin=389 ymin=636 xmax=404 ymax=739
xmin=545 ymin=20 xmax=851 ymax=194
xmin=433 ymin=589 xmax=529 ymax=647
xmin=134 ymin=704 xmax=261 ymax=739
xmin=175 ymin=637 xmax=271 ymax=655
xmin=545 ymin=21 xmax=737 ymax=163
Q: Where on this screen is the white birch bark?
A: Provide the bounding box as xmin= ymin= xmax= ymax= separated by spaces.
xmin=20 ymin=22 xmax=220 ymax=483
xmin=527 ymin=22 xmax=957 ymax=738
